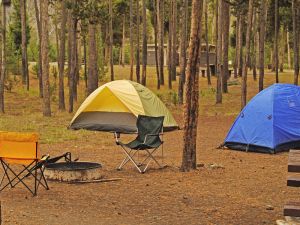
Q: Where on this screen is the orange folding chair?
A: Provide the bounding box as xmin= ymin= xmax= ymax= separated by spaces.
xmin=0 ymin=132 xmax=49 ymax=196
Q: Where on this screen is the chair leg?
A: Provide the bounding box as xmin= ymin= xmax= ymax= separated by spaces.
xmin=119 ymin=147 xmax=143 ymax=173
xmin=118 ymin=149 xmax=138 ymax=170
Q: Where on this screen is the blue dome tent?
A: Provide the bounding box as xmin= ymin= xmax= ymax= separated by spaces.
xmin=224 ymin=84 xmax=300 ymax=153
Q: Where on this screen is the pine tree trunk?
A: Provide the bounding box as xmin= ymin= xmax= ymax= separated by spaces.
xmin=40 ymin=0 xmax=51 ymax=116
xmin=168 ymin=1 xmax=173 ymax=89
xmin=0 ymin=4 xmax=7 ymax=113
xmin=157 ymin=0 xmax=164 ymax=85
xmin=222 ymin=0 xmax=229 ymax=93
xmin=237 ymin=14 xmax=243 ymax=77
xmin=293 ymin=0 xmax=299 ymax=85
xmin=204 ymin=0 xmax=211 ymax=85
xmin=87 ymin=23 xmax=98 ymax=96
xmin=178 ymin=0 xmax=188 ymax=104
xmin=234 ymin=13 xmax=240 ymax=78
xmin=68 ymin=16 xmax=77 ymax=113
xmin=122 ymin=14 xmax=125 ymax=67
xmin=252 ymin=8 xmax=257 ymax=81
xmin=109 ymin=0 xmax=114 ymax=81
xmin=58 ymin=0 xmax=67 ymax=110
xmin=181 ymin=0 xmax=203 ymax=172
xmin=258 ymin=0 xmax=266 ymax=91
xmin=241 ymin=0 xmax=254 ymax=109
xmin=274 ymin=0 xmax=279 ymax=83
xmin=83 ymin=35 xmax=87 ymax=89
xmin=20 ymin=0 xmax=29 ymax=90
xmin=130 ymin=0 xmax=134 ymax=80
xmin=171 ymin=0 xmax=177 ymax=81
xmin=136 ymin=0 xmax=141 ymax=83
xmin=34 ymin=0 xmax=43 ymax=98
xmin=287 ymin=28 xmax=291 ymax=69
xmin=141 ymin=0 xmax=147 ymax=85
xmin=153 ymin=0 xmax=160 ymax=89
xmin=216 ymin=0 xmax=222 ymax=104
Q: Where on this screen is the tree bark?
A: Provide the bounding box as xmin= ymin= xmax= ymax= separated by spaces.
xmin=58 ymin=0 xmax=67 ymax=110
xmin=252 ymin=7 xmax=258 ymax=81
xmin=153 ymin=0 xmax=160 ymax=89
xmin=83 ymin=35 xmax=87 ymax=89
xmin=157 ymin=0 xmax=164 ymax=85
xmin=258 ymin=0 xmax=266 ymax=92
xmin=234 ymin=13 xmax=240 ymax=78
xmin=34 ymin=0 xmax=43 ymax=98
xmin=178 ymin=0 xmax=188 ymax=104
xmin=141 ymin=0 xmax=147 ymax=85
xmin=241 ymin=0 xmax=254 ymax=109
xmin=68 ymin=15 xmax=77 ymax=113
xmin=204 ymin=0 xmax=211 ymax=85
xmin=237 ymin=13 xmax=243 ymax=77
xmin=216 ymin=0 xmax=222 ymax=103
xmin=293 ymin=0 xmax=299 ymax=85
xmin=168 ymin=1 xmax=173 ymax=89
xmin=274 ymin=0 xmax=279 ymax=83
xmin=171 ymin=0 xmax=177 ymax=81
xmin=0 ymin=4 xmax=7 ymax=113
xmin=109 ymin=0 xmax=114 ymax=81
xmin=20 ymin=0 xmax=29 ymax=90
xmin=222 ymin=0 xmax=229 ymax=93
xmin=287 ymin=28 xmax=291 ymax=69
xmin=130 ymin=0 xmax=134 ymax=80
xmin=87 ymin=23 xmax=98 ymax=95
xmin=40 ymin=0 xmax=51 ymax=116
xmin=181 ymin=0 xmax=203 ymax=172
xmin=121 ymin=14 xmax=126 ymax=67
xmin=136 ymin=0 xmax=141 ymax=83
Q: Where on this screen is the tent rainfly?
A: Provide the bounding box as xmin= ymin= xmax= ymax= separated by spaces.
xmin=224 ymin=83 xmax=300 ymax=153
xmin=69 ymin=80 xmax=178 ymax=133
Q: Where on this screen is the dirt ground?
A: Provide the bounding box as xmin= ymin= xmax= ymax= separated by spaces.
xmin=0 ymin=68 xmax=298 ymax=225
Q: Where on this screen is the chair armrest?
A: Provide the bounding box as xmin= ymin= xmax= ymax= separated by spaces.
xmin=143 ymin=133 xmax=162 ymax=144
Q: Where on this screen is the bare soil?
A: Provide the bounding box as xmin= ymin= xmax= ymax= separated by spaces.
xmin=0 ymin=69 xmax=298 ymax=225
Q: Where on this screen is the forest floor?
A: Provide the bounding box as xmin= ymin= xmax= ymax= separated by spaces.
xmin=0 ymin=66 xmax=298 ymax=225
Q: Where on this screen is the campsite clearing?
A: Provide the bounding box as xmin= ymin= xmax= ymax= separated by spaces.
xmin=0 ymin=67 xmax=298 ymax=225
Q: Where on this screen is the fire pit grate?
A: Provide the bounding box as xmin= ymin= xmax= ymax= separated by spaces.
xmin=46 ymin=162 xmax=101 ymax=171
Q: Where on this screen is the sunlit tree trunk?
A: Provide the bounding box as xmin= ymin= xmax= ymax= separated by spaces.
xmin=237 ymin=14 xmax=243 ymax=77
xmin=58 ymin=0 xmax=67 ymax=110
xmin=157 ymin=0 xmax=164 ymax=85
xmin=204 ymin=0 xmax=211 ymax=85
xmin=222 ymin=0 xmax=229 ymax=93
xmin=136 ymin=0 xmax=140 ymax=83
xmin=234 ymin=13 xmax=240 ymax=78
xmin=130 ymin=0 xmax=134 ymax=80
xmin=20 ymin=0 xmax=29 ymax=90
xmin=141 ymin=0 xmax=147 ymax=85
xmin=287 ymin=28 xmax=291 ymax=69
xmin=109 ymin=0 xmax=114 ymax=81
xmin=0 ymin=3 xmax=7 ymax=113
xmin=178 ymin=0 xmax=188 ymax=104
xmin=259 ymin=0 xmax=267 ymax=92
xmin=34 ymin=0 xmax=43 ymax=98
xmin=171 ymin=0 xmax=177 ymax=81
xmin=293 ymin=0 xmax=299 ymax=85
xmin=87 ymin=23 xmax=98 ymax=95
xmin=216 ymin=0 xmax=222 ymax=103
xmin=153 ymin=0 xmax=160 ymax=89
xmin=274 ymin=0 xmax=279 ymax=82
xmin=168 ymin=1 xmax=173 ymax=89
xmin=40 ymin=0 xmax=51 ymax=116
xmin=181 ymin=0 xmax=203 ymax=172
xmin=241 ymin=0 xmax=254 ymax=109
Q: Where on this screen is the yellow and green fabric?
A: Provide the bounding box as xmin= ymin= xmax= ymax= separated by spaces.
xmin=70 ymin=80 xmax=178 ymax=133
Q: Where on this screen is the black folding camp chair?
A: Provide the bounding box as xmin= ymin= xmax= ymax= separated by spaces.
xmin=115 ymin=115 xmax=164 ymax=173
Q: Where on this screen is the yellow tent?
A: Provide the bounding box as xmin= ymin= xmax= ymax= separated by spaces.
xmin=70 ymin=80 xmax=178 ymax=133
